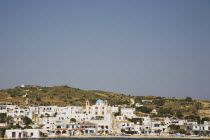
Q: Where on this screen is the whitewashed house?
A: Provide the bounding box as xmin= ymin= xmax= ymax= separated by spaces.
xmin=5 ymin=129 xmax=41 ymax=138
xmin=121 ymin=108 xmax=135 ymax=119
xmin=151 ymin=120 xmax=168 ymax=135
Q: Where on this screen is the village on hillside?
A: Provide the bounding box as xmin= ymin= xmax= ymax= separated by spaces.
xmin=0 ymin=98 xmax=210 ymax=138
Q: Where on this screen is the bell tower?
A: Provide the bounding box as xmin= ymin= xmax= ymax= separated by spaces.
xmin=86 ymin=100 xmax=90 ymax=114
xmin=104 ymin=100 xmax=108 ymax=106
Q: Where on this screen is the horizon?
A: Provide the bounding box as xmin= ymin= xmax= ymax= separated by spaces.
xmin=0 ymin=0 xmax=210 ymax=100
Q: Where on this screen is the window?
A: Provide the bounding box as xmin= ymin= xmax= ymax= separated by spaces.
xmin=30 ymin=133 xmax=33 ymax=137
xmin=12 ymin=132 xmax=16 ymax=138
xmin=154 ymin=124 xmax=160 ymax=127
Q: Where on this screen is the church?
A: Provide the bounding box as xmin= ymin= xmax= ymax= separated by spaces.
xmin=85 ymin=99 xmax=113 ymax=121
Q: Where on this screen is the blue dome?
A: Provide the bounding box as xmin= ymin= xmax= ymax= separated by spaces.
xmin=96 ymin=99 xmax=104 ymax=104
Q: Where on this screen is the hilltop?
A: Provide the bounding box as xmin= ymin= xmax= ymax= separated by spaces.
xmin=0 ymin=85 xmax=131 ymax=106
xmin=0 ymin=85 xmax=210 ymax=119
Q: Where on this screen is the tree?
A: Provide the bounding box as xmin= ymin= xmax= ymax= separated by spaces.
xmin=45 ymin=113 xmax=50 ymax=117
xmin=53 ymin=112 xmax=57 ymax=117
xmin=196 ymin=116 xmax=201 ymax=124
xmin=169 ymin=125 xmax=180 ymax=133
xmin=195 ymin=102 xmax=202 ymax=110
xmin=114 ymin=112 xmax=121 ymax=116
xmin=161 ymin=122 xmax=166 ymax=126
xmin=176 ymin=129 xmax=186 ymax=134
xmin=149 ymin=130 xmax=151 ymax=134
xmin=156 ymin=99 xmax=165 ymax=106
xmin=70 ymin=118 xmax=76 ymax=123
xmin=0 ymin=127 xmax=6 ymax=138
xmin=201 ymin=117 xmax=209 ymax=124
xmin=5 ymin=116 xmax=13 ymax=126
xmin=185 ymin=97 xmax=192 ymax=102
xmin=121 ymin=128 xmax=125 ymax=133
xmin=176 ymin=110 xmax=183 ymax=119
xmin=0 ymin=113 xmax=6 ymax=123
xmin=23 ymin=116 xmax=32 ymax=126
xmin=157 ymin=129 xmax=162 ymax=135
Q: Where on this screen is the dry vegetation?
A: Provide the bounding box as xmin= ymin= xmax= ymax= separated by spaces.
xmin=0 ymin=85 xmax=209 ymax=120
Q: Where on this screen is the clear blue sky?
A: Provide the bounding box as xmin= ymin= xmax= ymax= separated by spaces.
xmin=0 ymin=0 xmax=210 ymax=100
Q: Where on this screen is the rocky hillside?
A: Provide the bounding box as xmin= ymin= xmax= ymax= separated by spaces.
xmin=0 ymin=85 xmax=131 ymax=106
xmin=0 ymin=85 xmax=210 ymax=120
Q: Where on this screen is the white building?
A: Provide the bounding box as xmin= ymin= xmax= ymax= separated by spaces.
xmin=5 ymin=129 xmax=43 ymax=138
xmin=85 ymin=99 xmax=112 ymax=121
xmin=135 ymin=103 xmax=143 ymax=107
xmin=151 ymin=120 xmax=168 ymax=135
xmin=192 ymin=122 xmax=210 ymax=135
xmin=121 ymin=108 xmax=135 ymax=119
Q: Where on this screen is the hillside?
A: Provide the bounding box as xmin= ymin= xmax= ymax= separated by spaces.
xmin=0 ymin=85 xmax=210 ymax=120
xmin=0 ymin=85 xmax=131 ymax=106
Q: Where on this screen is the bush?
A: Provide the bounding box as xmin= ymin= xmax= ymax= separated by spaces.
xmin=168 ymin=124 xmax=180 ymax=130
xmin=114 ymin=112 xmax=121 ymax=116
xmin=36 ymin=97 xmax=41 ymax=101
xmin=121 ymin=128 xmax=125 ymax=133
xmin=185 ymin=115 xmax=196 ymax=120
xmin=185 ymin=97 xmax=192 ymax=102
xmin=158 ymin=108 xmax=174 ymax=116
xmin=176 ymin=129 xmax=186 ymax=134
xmin=24 ymin=125 xmax=33 ymax=129
xmin=176 ymin=110 xmax=183 ymax=119
xmin=201 ymin=117 xmax=209 ymax=124
xmin=95 ymin=116 xmax=104 ymax=120
xmin=0 ymin=128 xmax=6 ymax=138
xmin=10 ymin=93 xmax=16 ymax=97
xmin=70 ymin=118 xmax=76 ymax=122
xmin=0 ymin=113 xmax=6 ymax=123
xmin=23 ymin=116 xmax=32 ymax=125
xmin=127 ymin=118 xmax=142 ymax=125
xmin=136 ymin=106 xmax=152 ymax=113
xmin=156 ymin=99 xmax=165 ymax=106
